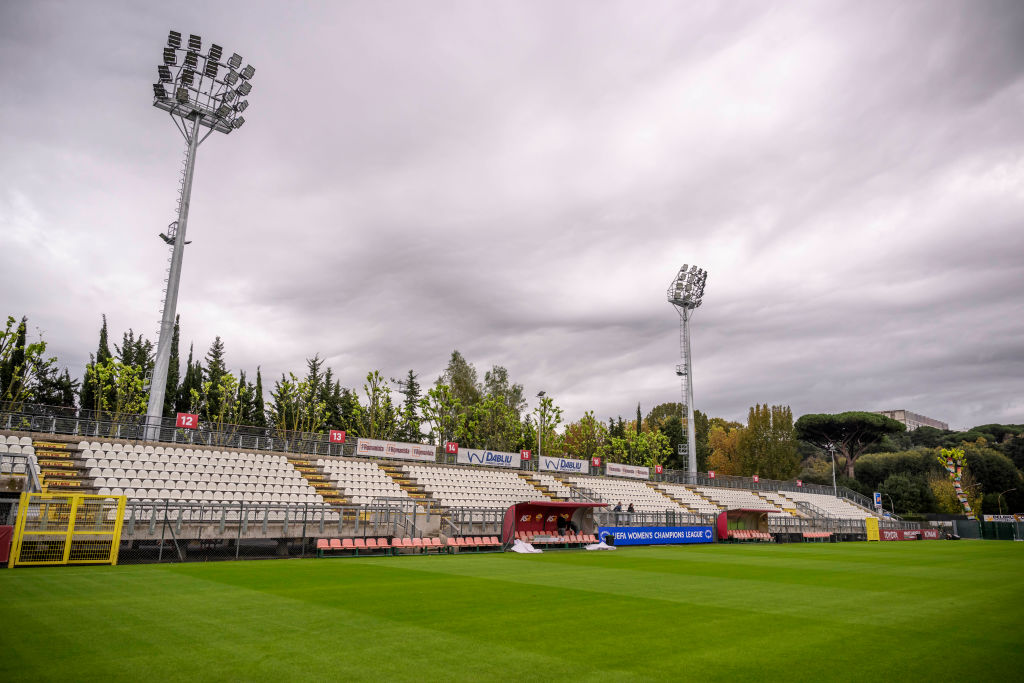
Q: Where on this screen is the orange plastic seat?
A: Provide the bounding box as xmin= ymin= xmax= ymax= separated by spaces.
xmin=342 ymin=538 xmax=354 ymax=548
xmin=354 ymin=538 xmax=366 ymax=549
xmin=329 ymin=538 xmax=342 ymax=549
xmin=316 ymin=539 xmax=330 ymax=550
xmin=365 ymin=538 xmax=377 ymax=548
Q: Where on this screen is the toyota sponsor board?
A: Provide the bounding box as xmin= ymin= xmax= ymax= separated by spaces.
xmin=597 ymin=526 xmax=714 ymax=546
xmin=539 ymin=456 xmax=589 ymax=474
xmin=457 ymin=448 xmax=520 ymax=468
xmin=879 ymin=529 xmax=939 ymax=541
xmin=356 ymin=438 xmax=436 ymax=462
xmin=605 ymin=462 xmax=650 ymax=480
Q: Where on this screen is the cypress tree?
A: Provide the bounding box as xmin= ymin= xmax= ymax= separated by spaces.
xmin=250 ymin=367 xmax=266 ymax=428
xmin=79 ymin=315 xmax=111 ymax=412
xmin=636 ymin=403 xmax=642 ymax=435
xmin=162 ymin=316 xmax=180 ymax=417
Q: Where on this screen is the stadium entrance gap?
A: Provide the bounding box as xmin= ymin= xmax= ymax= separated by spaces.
xmin=502 ymin=501 xmax=606 ymax=543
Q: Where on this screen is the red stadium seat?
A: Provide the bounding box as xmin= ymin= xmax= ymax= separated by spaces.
xmin=329 ymin=538 xmax=342 ymax=550
xmin=354 ymin=538 xmax=366 ymax=549
xmin=342 ymin=538 xmax=354 ymax=549
xmin=365 ymin=538 xmax=377 ymax=549
xmin=316 ymin=539 xmax=329 ymax=555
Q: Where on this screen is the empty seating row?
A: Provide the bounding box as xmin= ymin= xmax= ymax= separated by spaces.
xmin=403 ymin=464 xmax=547 ymax=509
xmin=125 ymin=506 xmax=340 ymax=522
xmin=728 ymin=529 xmax=771 ymax=541
xmin=781 ymin=490 xmax=875 ymax=519
xmin=696 ymin=487 xmax=789 ymax=516
xmin=802 ymin=532 xmax=832 ymax=540
xmin=656 ymin=483 xmax=722 ymax=513
xmin=316 ymin=536 xmax=449 ymax=556
xmin=564 ymin=475 xmax=686 ymax=513
xmin=514 ymin=530 xmax=597 ymax=545
xmin=0 ymin=435 xmax=34 ymax=446
xmin=96 ymin=487 xmax=321 ymax=503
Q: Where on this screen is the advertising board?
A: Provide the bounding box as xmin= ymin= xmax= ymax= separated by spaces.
xmin=456 ymin=448 xmax=520 ymax=468
xmin=539 ymin=456 xmax=589 ymax=474
xmin=597 ymin=526 xmax=714 ymax=546
xmin=605 ymin=462 xmax=650 ymax=480
xmin=356 ymin=438 xmax=436 ymax=462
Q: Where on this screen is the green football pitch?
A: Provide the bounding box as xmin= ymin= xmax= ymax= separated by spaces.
xmin=1 ymin=542 xmax=1021 ymax=681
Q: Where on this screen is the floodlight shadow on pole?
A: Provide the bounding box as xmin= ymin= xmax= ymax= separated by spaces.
xmin=144 ymin=29 xmax=255 ymax=441
xmin=667 ymin=264 xmax=708 ymax=482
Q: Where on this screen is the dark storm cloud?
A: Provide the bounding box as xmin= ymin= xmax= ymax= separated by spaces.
xmin=1 ymin=1 xmax=1022 ymax=429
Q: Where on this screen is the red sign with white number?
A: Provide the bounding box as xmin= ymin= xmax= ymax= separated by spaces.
xmin=176 ymin=412 xmax=198 ymax=429
xmin=655 ymin=465 xmax=663 ymax=474
xmin=752 ymin=475 xmax=759 ymax=483
xmin=708 ymin=470 xmax=716 ymax=479
xmin=796 ymin=479 xmax=803 ymax=487
xmin=520 ymin=449 xmax=532 ymax=460
xmin=591 ymin=456 xmax=602 ymax=467
xmin=329 ymin=430 xmax=346 ymax=444
xmin=445 ymin=442 xmax=459 ymax=454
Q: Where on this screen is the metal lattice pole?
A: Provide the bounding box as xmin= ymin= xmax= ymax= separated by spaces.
xmin=667 ymin=265 xmax=707 ymax=482
xmin=143 ymin=31 xmax=256 ymax=441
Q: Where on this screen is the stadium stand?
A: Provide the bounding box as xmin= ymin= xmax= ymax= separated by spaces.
xmin=781 ymin=490 xmax=875 ymax=519
xmin=694 ymin=487 xmax=791 ymax=517
xmin=655 ymin=483 xmax=722 ymax=514
xmin=530 ymin=473 xmax=575 ymax=499
xmin=563 ymin=475 xmax=687 ymax=512
xmin=402 ymin=464 xmax=549 ymax=509
xmin=80 ymin=441 xmax=325 ymax=505
xmin=317 ymin=458 xmax=409 ymax=505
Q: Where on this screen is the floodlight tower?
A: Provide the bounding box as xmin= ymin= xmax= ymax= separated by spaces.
xmin=144 ymin=30 xmax=255 ymax=440
xmin=667 ymin=265 xmax=708 ymax=480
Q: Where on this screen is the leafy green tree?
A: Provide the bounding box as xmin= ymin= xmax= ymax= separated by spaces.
xmin=79 ymin=315 xmax=113 ymax=411
xmin=442 ymin=350 xmax=481 ymax=408
xmin=0 ymin=315 xmax=72 ymax=406
xmin=879 ymin=472 xmax=934 ymax=514
xmin=533 ymin=394 xmax=563 ymax=456
xmin=737 ymin=404 xmax=800 ymax=479
xmin=563 ymin=411 xmax=607 ymax=459
xmin=420 ymin=383 xmax=460 ymax=446
xmin=601 ymin=429 xmax=671 ymax=467
xmin=176 ymin=344 xmax=203 ymax=414
xmin=358 ymin=370 xmax=396 ymax=439
xmin=795 ymin=411 xmax=905 ymax=479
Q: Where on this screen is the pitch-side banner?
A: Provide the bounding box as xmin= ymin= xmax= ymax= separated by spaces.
xmin=605 ymin=462 xmax=650 ymax=480
xmin=598 ymin=526 xmax=713 ymax=546
xmin=457 ymin=448 xmax=520 ymax=468
xmin=356 ymin=438 xmax=436 ymax=462
xmin=539 ymin=456 xmax=589 ymax=474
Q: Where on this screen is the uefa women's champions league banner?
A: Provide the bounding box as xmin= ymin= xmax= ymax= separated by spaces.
xmin=539 ymin=456 xmax=590 ymax=474
xmin=356 ymin=438 xmax=436 ymax=462
xmin=604 ymin=462 xmax=650 ymax=480
xmin=598 ymin=526 xmax=714 ymax=546
xmin=456 ymin=448 xmax=521 ymax=468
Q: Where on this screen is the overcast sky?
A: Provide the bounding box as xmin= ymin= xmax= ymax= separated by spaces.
xmin=1 ymin=1 xmax=1022 ymax=430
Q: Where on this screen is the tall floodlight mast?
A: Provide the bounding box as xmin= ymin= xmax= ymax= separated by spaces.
xmin=144 ymin=30 xmax=255 ymax=440
xmin=667 ymin=265 xmax=708 ymax=481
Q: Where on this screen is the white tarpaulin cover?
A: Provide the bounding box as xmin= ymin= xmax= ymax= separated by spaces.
xmin=511 ymin=539 xmax=542 ymax=553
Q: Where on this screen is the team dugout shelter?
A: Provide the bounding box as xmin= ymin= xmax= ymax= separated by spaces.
xmin=502 ymin=501 xmax=606 ymax=543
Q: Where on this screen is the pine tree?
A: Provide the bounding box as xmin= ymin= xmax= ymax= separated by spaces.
xmin=202 ymin=337 xmax=228 ymax=417
xmin=162 ymin=315 xmax=180 ymax=417
xmin=396 ymin=369 xmax=422 ymax=442
xmin=79 ymin=315 xmax=111 ymax=412
xmin=250 ymin=367 xmax=266 ymax=428
xmin=636 ymin=403 xmax=642 ymax=434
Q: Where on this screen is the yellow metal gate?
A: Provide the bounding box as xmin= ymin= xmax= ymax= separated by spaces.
xmin=8 ymin=492 xmax=126 ymax=567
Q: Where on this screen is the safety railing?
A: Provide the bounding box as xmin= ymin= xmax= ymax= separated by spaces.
xmin=1 ymin=453 xmax=42 ymax=493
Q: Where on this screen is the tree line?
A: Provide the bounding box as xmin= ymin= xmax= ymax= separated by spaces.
xmin=2 ymin=312 xmax=1021 ymax=512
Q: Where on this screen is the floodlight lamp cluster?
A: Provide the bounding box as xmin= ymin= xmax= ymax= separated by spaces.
xmin=152 ymin=30 xmax=254 ymax=134
xmin=667 ymin=264 xmax=708 ymax=309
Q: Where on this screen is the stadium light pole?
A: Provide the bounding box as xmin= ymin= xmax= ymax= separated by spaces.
xmin=667 ymin=265 xmax=707 ymax=482
xmin=144 ymin=31 xmax=255 ymax=441
xmin=536 ymin=390 xmax=546 ymax=458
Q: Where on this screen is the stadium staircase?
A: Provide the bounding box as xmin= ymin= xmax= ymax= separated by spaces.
xmin=644 ymin=482 xmax=693 ymax=509
xmin=378 ymin=464 xmax=446 ymax=514
xmin=752 ymin=491 xmax=801 ymax=517
xmin=286 ymin=456 xmax=347 ymax=506
xmin=656 ymin=484 xmax=717 ymax=514
xmin=517 ymin=473 xmax=567 ymax=500
xmin=33 ymin=440 xmax=90 ymax=494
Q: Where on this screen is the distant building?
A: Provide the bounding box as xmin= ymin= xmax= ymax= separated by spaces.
xmin=875 ymin=410 xmax=948 ymax=431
